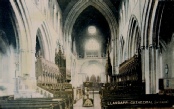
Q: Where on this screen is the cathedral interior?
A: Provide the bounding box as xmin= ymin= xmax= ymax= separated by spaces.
xmin=1 ymin=0 xmax=174 ymax=109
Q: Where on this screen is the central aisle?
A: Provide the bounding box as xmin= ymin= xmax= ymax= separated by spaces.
xmin=73 ymin=94 xmax=101 ymax=109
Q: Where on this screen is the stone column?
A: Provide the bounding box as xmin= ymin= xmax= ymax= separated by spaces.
xmin=155 ymin=48 xmax=160 ymax=93
xmin=112 ymin=38 xmax=116 ymax=75
xmin=145 ymin=47 xmax=150 ymax=94
xmin=28 ymin=49 xmax=37 ymax=94
xmin=14 ymin=55 xmax=19 ymax=94
xmin=115 ymin=37 xmax=119 ymax=75
xmin=30 ymin=49 xmax=37 ymax=89
xmin=141 ymin=46 xmax=145 ymax=82
xmin=14 ymin=49 xmax=27 ymax=98
xmin=149 ymin=44 xmax=156 ymax=94
xmin=15 ymin=49 xmax=37 ymax=98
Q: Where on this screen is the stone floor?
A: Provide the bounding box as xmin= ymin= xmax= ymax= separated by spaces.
xmin=73 ymin=94 xmax=101 ymax=109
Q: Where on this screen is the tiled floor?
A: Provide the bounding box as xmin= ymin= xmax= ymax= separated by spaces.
xmin=73 ymin=94 xmax=101 ymax=109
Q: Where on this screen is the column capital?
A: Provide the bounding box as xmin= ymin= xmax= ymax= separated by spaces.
xmin=30 ymin=49 xmax=35 ymax=53
xmin=149 ymin=44 xmax=156 ymax=49
xmin=156 ymin=45 xmax=161 ymax=49
xmin=140 ymin=46 xmax=145 ymax=50
xmin=19 ymin=49 xmax=35 ymax=53
xmin=19 ymin=49 xmax=26 ymax=52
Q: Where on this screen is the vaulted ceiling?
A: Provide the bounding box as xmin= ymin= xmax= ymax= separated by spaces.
xmin=72 ymin=6 xmax=110 ymax=56
xmin=57 ymin=0 xmax=121 ymax=57
xmin=57 ymin=0 xmax=120 ymax=15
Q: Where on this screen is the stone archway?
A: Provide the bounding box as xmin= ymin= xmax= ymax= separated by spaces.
xmin=126 ymin=15 xmax=143 ymax=89
xmin=64 ymin=0 xmax=118 ymax=75
xmin=138 ymin=0 xmax=172 ymax=94
xmin=0 ymin=0 xmax=24 ymax=96
xmin=77 ymin=60 xmax=105 ymax=86
xmin=35 ymin=23 xmax=52 ymax=61
xmin=10 ymin=0 xmax=33 ymax=77
xmin=149 ymin=1 xmax=174 ymax=94
xmin=64 ymin=0 xmax=117 ymax=42
xmin=8 ymin=0 xmax=43 ymax=98
xmin=127 ymin=15 xmax=141 ymax=59
xmin=36 ymin=28 xmax=45 ymax=58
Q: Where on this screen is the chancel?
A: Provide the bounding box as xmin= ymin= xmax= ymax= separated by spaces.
xmin=1 ymin=0 xmax=174 ymax=109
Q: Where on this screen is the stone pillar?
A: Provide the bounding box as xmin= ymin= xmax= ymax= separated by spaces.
xmin=145 ymin=47 xmax=150 ymax=94
xmin=141 ymin=46 xmax=145 ymax=82
xmin=14 ymin=75 xmax=19 ymax=95
xmin=112 ymin=38 xmax=116 ymax=75
xmin=66 ymin=38 xmax=72 ymax=83
xmin=155 ymin=48 xmax=160 ymax=93
xmin=72 ymin=61 xmax=80 ymax=87
xmin=149 ymin=44 xmax=156 ymax=94
xmin=14 ymin=49 xmax=37 ymax=99
xmin=14 ymin=55 xmax=19 ymax=95
xmin=115 ymin=37 xmax=119 ymax=75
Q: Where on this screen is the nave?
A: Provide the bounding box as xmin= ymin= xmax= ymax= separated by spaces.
xmin=1 ymin=0 xmax=174 ymax=109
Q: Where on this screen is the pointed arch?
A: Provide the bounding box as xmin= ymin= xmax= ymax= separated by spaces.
xmin=35 ymin=22 xmax=52 ymax=61
xmin=64 ymin=0 xmax=118 ymax=52
xmin=10 ymin=0 xmax=36 ymax=78
xmin=41 ymin=22 xmax=53 ymax=61
xmin=127 ymin=15 xmax=141 ymax=59
xmin=64 ymin=0 xmax=118 ymax=75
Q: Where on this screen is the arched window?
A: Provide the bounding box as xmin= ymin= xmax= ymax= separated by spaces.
xmin=85 ymin=39 xmax=100 ymax=51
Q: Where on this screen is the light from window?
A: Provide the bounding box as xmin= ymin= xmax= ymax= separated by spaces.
xmin=85 ymin=39 xmax=100 ymax=51
xmin=88 ymin=26 xmax=96 ymax=34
